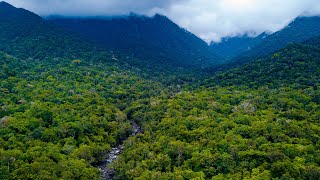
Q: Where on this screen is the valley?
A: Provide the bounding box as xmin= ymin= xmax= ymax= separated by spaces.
xmin=0 ymin=1 xmax=319 ymax=180
xmin=99 ymin=121 xmax=141 ymax=180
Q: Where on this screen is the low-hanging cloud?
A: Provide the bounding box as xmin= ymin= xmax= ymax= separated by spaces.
xmin=5 ymin=0 xmax=320 ymax=42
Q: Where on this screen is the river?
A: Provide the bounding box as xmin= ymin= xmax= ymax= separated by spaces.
xmin=98 ymin=121 xmax=141 ymax=179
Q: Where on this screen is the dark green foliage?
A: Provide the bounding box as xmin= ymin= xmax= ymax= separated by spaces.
xmin=112 ymin=87 xmax=320 ymax=179
xmin=0 ymin=1 xmax=106 ymax=61
xmin=210 ymin=32 xmax=268 ymax=59
xmin=235 ymin=16 xmax=320 ymax=63
xmin=0 ymin=50 xmax=165 ymax=179
xmin=48 ymin=14 xmax=222 ymax=68
xmin=206 ymin=43 xmax=320 ymax=89
xmin=0 ymin=3 xmax=165 ymax=179
xmin=1 ymin=2 xmax=320 ymax=180
xmin=111 ymin=41 xmax=320 ymax=179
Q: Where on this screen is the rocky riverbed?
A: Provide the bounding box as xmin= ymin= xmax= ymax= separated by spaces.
xmin=98 ymin=121 xmax=141 ymax=179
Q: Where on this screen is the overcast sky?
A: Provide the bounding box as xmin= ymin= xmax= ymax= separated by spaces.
xmin=5 ymin=0 xmax=320 ymax=42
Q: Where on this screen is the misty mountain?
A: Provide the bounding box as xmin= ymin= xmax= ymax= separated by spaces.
xmin=1 ymin=1 xmax=320 ymax=180
xmin=234 ymin=16 xmax=320 ymax=62
xmin=0 ymin=1 xmax=41 ymax=23
xmin=48 ymin=15 xmax=222 ymax=68
xmin=205 ymin=36 xmax=320 ymax=89
xmin=210 ymin=32 xmax=268 ymax=59
xmin=0 ymin=1 xmax=100 ymax=60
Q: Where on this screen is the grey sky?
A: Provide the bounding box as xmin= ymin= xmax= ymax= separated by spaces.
xmin=5 ymin=0 xmax=320 ymax=42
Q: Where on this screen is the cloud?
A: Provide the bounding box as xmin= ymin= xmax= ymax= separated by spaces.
xmin=5 ymin=0 xmax=320 ymax=42
xmin=161 ymin=0 xmax=320 ymax=42
xmin=6 ymin=0 xmax=179 ymax=16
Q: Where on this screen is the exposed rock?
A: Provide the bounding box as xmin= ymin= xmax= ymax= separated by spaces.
xmin=18 ymin=98 xmax=27 ymax=105
xmin=0 ymin=116 xmax=9 ymax=127
xmin=232 ymin=100 xmax=256 ymax=114
xmin=97 ymin=121 xmax=141 ymax=180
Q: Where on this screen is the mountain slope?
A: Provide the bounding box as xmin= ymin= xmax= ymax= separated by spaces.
xmin=219 ymin=44 xmax=320 ymax=88
xmin=0 ymin=1 xmax=41 ymax=22
xmin=0 ymin=1 xmax=106 ymax=61
xmin=111 ymin=38 xmax=320 ymax=180
xmin=0 ymin=2 xmax=167 ymax=179
xmin=235 ymin=16 xmax=320 ymax=62
xmin=48 ymin=15 xmax=222 ymax=68
xmin=210 ymin=32 xmax=268 ymax=59
xmin=206 ymin=36 xmax=320 ymax=89
xmin=1 ymin=2 xmax=320 ymax=180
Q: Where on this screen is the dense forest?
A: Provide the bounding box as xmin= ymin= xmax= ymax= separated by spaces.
xmin=0 ymin=1 xmax=320 ymax=180
xmin=0 ymin=50 xmax=166 ymax=179
xmin=48 ymin=14 xmax=221 ymax=68
xmin=110 ymin=39 xmax=320 ymax=179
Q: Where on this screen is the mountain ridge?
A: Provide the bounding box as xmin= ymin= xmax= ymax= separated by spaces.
xmin=210 ymin=32 xmax=269 ymax=59
xmin=1 ymin=2 xmax=320 ymax=180
xmin=233 ymin=16 xmax=320 ymax=63
xmin=210 ymin=15 xmax=320 ymax=65
xmin=48 ymin=14 xmax=222 ymax=68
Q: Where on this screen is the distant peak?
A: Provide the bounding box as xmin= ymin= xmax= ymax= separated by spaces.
xmin=154 ymin=13 xmax=169 ymax=19
xmin=0 ymin=1 xmax=42 ymax=22
xmin=154 ymin=13 xmax=165 ymax=17
xmin=291 ymin=15 xmax=320 ymax=23
xmin=153 ymin=14 xmax=173 ymax=23
xmin=128 ymin=12 xmax=140 ymax=17
xmin=0 ymin=1 xmax=14 ymax=8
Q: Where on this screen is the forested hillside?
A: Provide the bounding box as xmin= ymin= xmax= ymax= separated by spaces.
xmin=0 ymin=51 xmax=164 ymax=179
xmin=235 ymin=16 xmax=320 ymax=62
xmin=207 ymin=43 xmax=320 ymax=88
xmin=0 ymin=2 xmax=320 ymax=180
xmin=210 ymin=33 xmax=268 ymax=59
xmin=0 ymin=2 xmax=166 ymax=179
xmin=48 ymin=15 xmax=222 ymax=68
xmin=110 ymin=40 xmax=320 ymax=179
xmin=0 ymin=2 xmax=97 ymax=60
